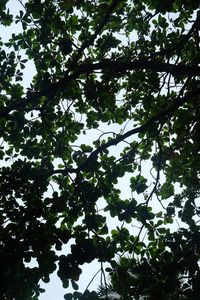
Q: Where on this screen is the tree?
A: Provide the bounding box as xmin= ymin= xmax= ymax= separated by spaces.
xmin=0 ymin=0 xmax=199 ymax=299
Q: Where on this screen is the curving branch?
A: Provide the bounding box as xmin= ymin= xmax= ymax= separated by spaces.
xmin=76 ymin=87 xmax=200 ymax=172
xmin=51 ymin=86 xmax=200 ymax=175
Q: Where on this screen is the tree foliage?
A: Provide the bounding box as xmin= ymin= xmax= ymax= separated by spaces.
xmin=0 ymin=0 xmax=200 ymax=299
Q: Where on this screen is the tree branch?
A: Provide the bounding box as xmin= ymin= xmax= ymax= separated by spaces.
xmin=72 ymin=59 xmax=200 ymax=77
xmin=149 ymin=13 xmax=200 ymax=59
xmin=77 ymin=87 xmax=200 ymax=172
xmin=1 ymin=59 xmax=199 ymax=119
xmin=71 ymin=0 xmax=121 ymax=65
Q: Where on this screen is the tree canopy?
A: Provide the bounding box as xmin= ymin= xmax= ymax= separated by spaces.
xmin=0 ymin=0 xmax=200 ymax=299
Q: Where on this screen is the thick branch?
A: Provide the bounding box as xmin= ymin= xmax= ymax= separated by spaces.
xmin=77 ymin=87 xmax=200 ymax=172
xmin=71 ymin=59 xmax=200 ymax=77
xmin=1 ymin=59 xmax=199 ymax=119
xmin=0 ymin=89 xmax=50 ymax=118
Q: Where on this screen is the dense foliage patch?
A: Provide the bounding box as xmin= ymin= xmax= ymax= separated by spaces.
xmin=0 ymin=0 xmax=199 ymax=299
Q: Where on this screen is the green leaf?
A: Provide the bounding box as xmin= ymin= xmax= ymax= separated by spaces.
xmin=130 ymin=176 xmax=148 ymax=194
xmin=160 ymin=182 xmax=174 ymax=199
xmin=71 ymin=280 xmax=79 ymax=291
